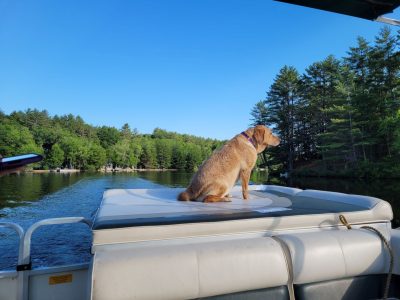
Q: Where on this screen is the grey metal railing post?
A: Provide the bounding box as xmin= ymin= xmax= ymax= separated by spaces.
xmin=0 ymin=222 xmax=24 ymax=264
xmin=0 ymin=222 xmax=25 ymax=300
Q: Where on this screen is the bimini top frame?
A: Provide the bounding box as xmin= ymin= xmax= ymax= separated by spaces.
xmin=275 ymin=0 xmax=400 ymax=26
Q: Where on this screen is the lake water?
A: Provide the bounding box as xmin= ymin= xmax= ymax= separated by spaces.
xmin=0 ymin=171 xmax=399 ymax=270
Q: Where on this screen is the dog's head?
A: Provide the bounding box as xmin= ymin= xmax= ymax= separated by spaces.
xmin=252 ymin=125 xmax=280 ymax=153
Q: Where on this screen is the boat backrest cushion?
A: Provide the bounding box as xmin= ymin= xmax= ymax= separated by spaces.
xmin=90 ymin=238 xmax=289 ymax=300
xmin=278 ymin=229 xmax=390 ymax=284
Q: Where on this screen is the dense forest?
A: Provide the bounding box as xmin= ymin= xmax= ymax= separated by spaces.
xmin=251 ymin=27 xmax=400 ymax=178
xmin=0 ymin=109 xmax=223 ymax=171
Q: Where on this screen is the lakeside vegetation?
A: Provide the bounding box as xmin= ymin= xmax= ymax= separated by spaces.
xmin=0 ymin=110 xmax=223 ymax=171
xmin=251 ymin=27 xmax=400 ymax=178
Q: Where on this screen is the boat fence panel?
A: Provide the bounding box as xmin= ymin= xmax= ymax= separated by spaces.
xmin=0 ymin=271 xmax=18 ymax=300
xmin=28 ymin=265 xmax=89 ymax=300
xmin=1 ymin=218 xmax=92 ymax=300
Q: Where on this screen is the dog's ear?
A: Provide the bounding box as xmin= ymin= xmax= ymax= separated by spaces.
xmin=253 ymin=125 xmax=266 ymax=146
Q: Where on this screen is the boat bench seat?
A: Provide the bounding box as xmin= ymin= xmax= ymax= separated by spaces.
xmin=90 ymin=238 xmax=291 ymax=300
xmin=90 ymin=228 xmax=400 ymax=300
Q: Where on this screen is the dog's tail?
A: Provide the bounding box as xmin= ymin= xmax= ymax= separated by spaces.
xmin=177 ymin=190 xmax=191 ymax=201
xmin=177 ymin=187 xmax=196 ymax=201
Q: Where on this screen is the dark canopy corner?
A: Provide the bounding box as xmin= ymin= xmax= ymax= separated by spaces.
xmin=275 ymin=0 xmax=400 ymax=21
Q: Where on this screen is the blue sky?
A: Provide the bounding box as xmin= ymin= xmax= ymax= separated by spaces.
xmin=1 ymin=0 xmax=399 ymax=140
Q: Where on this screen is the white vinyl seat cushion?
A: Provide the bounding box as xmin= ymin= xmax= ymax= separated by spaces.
xmin=91 ymin=229 xmax=392 ymax=299
xmin=278 ymin=229 xmax=391 ymax=284
xmin=91 ymin=238 xmax=289 ymax=300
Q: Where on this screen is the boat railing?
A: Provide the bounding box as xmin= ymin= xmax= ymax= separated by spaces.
xmin=0 ymin=217 xmax=92 ymax=300
xmin=0 ymin=222 xmax=25 ymax=266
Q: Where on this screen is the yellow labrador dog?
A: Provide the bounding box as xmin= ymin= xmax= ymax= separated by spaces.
xmin=178 ymin=125 xmax=280 ymax=202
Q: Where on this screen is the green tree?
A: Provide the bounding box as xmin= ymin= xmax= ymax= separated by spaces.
xmin=110 ymin=139 xmax=135 ymax=168
xmin=171 ymin=142 xmax=187 ymax=170
xmin=185 ymin=144 xmax=203 ymax=171
xmin=87 ymin=143 xmax=107 ymax=170
xmin=155 ymin=139 xmax=173 ymax=169
xmin=266 ymin=65 xmax=301 ymax=173
xmin=130 ymin=140 xmax=142 ymax=168
xmin=45 ymin=143 xmax=65 ymax=169
xmin=250 ymin=100 xmax=269 ymax=126
xmin=392 ymin=110 xmax=400 ymax=155
xmin=139 ymin=139 xmax=157 ymax=169
xmin=301 ymin=56 xmax=343 ymax=161
xmin=97 ymin=126 xmax=121 ymax=149
xmin=368 ymin=27 xmax=400 ymax=158
xmin=344 ymin=37 xmax=375 ymax=161
xmin=0 ymin=122 xmax=41 ymax=156
xmin=60 ymin=135 xmax=89 ymax=169
xmin=121 ymin=123 xmax=135 ymax=140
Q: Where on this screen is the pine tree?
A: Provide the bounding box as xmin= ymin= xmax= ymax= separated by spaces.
xmin=344 ymin=36 xmax=374 ymax=161
xmin=369 ymin=27 xmax=400 ymax=158
xmin=250 ymin=100 xmax=269 ymax=126
xmin=302 ymin=56 xmax=342 ymax=165
xmin=317 ymin=67 xmax=361 ymax=168
xmin=266 ymin=66 xmax=301 ymax=173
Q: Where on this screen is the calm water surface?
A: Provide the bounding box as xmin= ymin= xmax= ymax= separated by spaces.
xmin=0 ymin=171 xmax=399 ymax=270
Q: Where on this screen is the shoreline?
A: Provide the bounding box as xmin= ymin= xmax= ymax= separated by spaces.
xmin=24 ymin=168 xmax=400 ymax=179
xmin=29 ymin=168 xmax=179 ymax=174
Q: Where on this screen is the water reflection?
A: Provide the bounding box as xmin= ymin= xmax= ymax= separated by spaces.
xmin=136 ymin=171 xmax=192 ymax=187
xmin=0 ymin=173 xmax=86 ymax=210
xmin=287 ymin=177 xmax=400 ymax=228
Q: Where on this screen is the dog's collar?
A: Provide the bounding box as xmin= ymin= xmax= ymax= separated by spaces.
xmin=241 ymin=132 xmax=256 ymax=149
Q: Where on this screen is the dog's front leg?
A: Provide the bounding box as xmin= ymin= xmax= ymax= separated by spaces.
xmin=240 ymin=169 xmax=251 ymax=200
